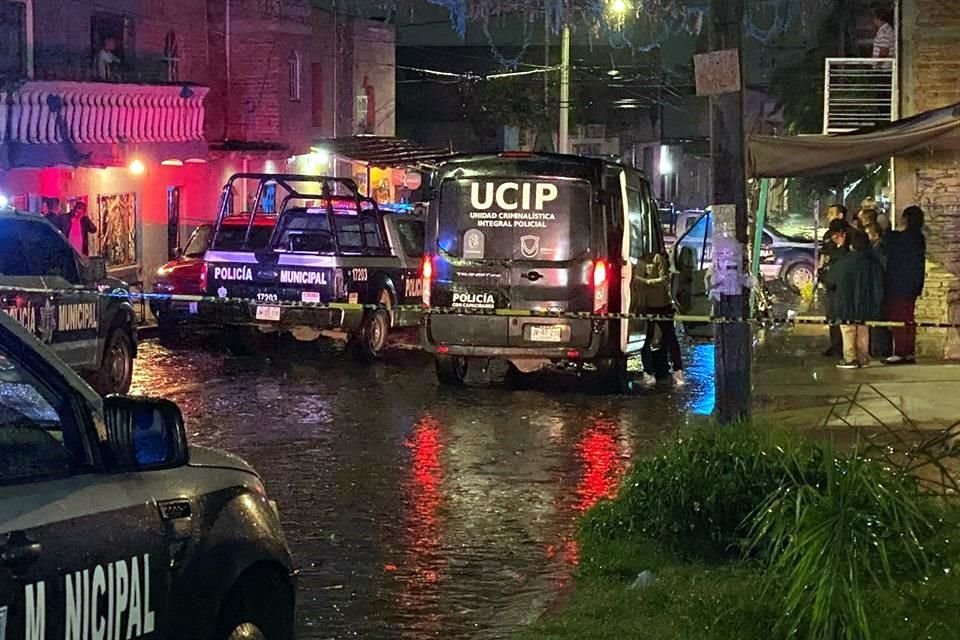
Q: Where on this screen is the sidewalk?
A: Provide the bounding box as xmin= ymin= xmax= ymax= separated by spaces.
xmin=753 ymin=328 xmax=960 ymax=431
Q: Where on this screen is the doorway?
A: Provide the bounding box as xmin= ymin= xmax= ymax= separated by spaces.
xmin=167 ymin=186 xmax=181 ymax=259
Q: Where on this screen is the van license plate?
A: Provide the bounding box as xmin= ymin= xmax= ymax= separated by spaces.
xmin=256 ymin=306 xmax=281 ymax=321
xmin=529 ymin=325 xmax=564 ymax=342
xmin=188 ymin=302 xmax=199 ymax=314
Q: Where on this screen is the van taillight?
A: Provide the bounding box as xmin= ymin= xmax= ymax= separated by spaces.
xmin=592 ymin=260 xmax=608 ymax=314
xmin=200 ymin=262 xmax=208 ymax=292
xmin=421 ymin=255 xmax=433 ymax=307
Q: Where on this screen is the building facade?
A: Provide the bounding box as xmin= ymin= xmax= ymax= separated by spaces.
xmin=894 ymin=0 xmax=960 ymax=358
xmin=1 ymin=0 xmax=396 ymax=292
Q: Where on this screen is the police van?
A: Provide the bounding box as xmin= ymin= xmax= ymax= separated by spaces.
xmin=202 ymin=174 xmax=425 ymax=361
xmin=0 ymin=207 xmax=137 ymax=395
xmin=420 ymin=152 xmax=671 ymax=391
xmin=0 ymin=310 xmax=295 ymax=640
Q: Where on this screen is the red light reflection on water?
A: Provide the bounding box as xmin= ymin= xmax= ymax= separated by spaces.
xmin=397 ymin=414 xmax=446 ymax=629
xmin=573 ymin=417 xmax=630 ymax=513
xmin=549 ymin=416 xmax=631 ymax=580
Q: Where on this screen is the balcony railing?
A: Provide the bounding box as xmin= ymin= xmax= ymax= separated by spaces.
xmin=0 ymin=80 xmax=208 ymax=145
xmin=823 ymin=58 xmax=898 ymax=134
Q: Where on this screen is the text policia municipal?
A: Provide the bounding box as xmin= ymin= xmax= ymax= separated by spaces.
xmin=23 ymin=554 xmax=156 ymax=640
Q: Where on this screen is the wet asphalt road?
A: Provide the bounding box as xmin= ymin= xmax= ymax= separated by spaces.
xmin=129 ymin=336 xmax=717 ymax=640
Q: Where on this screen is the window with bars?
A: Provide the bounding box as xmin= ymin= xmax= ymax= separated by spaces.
xmin=163 ymin=31 xmax=180 ymax=82
xmin=288 ymin=50 xmax=302 ymax=102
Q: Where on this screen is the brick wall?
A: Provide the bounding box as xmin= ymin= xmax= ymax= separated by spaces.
xmin=32 ymin=0 xmax=208 ymax=84
xmin=895 ymin=0 xmax=960 ymax=358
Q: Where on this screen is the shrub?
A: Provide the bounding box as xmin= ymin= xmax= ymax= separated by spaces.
xmin=747 ymin=449 xmax=936 ymax=640
xmin=582 ymin=426 xmax=821 ymax=560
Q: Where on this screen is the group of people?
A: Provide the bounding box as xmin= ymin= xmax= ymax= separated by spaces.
xmin=39 ymin=197 xmax=98 ymax=256
xmin=820 ymin=202 xmax=926 ymax=369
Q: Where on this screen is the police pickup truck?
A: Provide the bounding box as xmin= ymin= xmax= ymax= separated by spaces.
xmin=0 ymin=310 xmax=295 ymax=640
xmin=0 ymin=207 xmax=137 ymax=395
xmin=201 ymin=174 xmax=425 ymax=361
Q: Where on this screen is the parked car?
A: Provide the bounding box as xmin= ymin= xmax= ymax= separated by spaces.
xmin=0 ymin=309 xmax=295 ymax=640
xmin=151 ymin=214 xmax=277 ymax=328
xmin=420 ymin=152 xmax=674 ymax=392
xmin=672 ymin=209 xmax=817 ymax=293
xmin=201 ymin=173 xmax=425 ymax=361
xmin=0 ymin=207 xmax=137 ymax=395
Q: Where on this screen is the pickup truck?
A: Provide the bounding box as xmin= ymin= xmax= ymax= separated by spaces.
xmin=201 ymin=174 xmax=425 ymax=361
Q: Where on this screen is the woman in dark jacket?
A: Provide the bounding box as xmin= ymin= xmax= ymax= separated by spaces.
xmin=882 ymin=206 xmax=926 ymax=364
xmin=824 ymin=229 xmax=885 ymax=369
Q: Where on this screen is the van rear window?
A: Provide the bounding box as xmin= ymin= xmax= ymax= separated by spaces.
xmin=437 ymin=178 xmax=590 ymax=261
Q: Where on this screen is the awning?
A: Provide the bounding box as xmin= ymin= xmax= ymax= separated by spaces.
xmin=312 ymin=136 xmax=451 ymax=168
xmin=747 ymin=102 xmax=960 ymax=178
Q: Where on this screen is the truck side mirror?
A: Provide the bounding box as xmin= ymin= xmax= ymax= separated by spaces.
xmin=103 ymin=396 xmax=189 ymax=470
xmin=86 ymin=256 xmax=108 ymax=282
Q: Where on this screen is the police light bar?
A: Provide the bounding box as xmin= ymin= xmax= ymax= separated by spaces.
xmin=0 ymin=194 xmax=9 ymax=209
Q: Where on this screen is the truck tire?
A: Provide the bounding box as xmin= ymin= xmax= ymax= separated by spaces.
xmin=435 ymin=355 xmax=468 ymax=386
xmin=89 ymin=329 xmax=134 ymax=395
xmin=350 ymin=308 xmax=390 ymax=363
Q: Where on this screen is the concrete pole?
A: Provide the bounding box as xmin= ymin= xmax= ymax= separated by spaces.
xmin=558 ymin=22 xmax=570 ymax=154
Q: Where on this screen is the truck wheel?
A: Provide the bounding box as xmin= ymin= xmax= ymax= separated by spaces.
xmin=435 ymin=355 xmax=468 ymax=386
xmin=351 ymin=308 xmax=390 ymax=363
xmin=89 ymin=329 xmax=134 ymax=395
xmin=596 ymin=356 xmax=630 ymax=394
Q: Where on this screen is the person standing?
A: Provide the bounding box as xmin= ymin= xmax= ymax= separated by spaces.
xmin=95 ymin=36 xmax=121 ymax=81
xmin=819 ymin=205 xmax=848 ymax=357
xmin=637 ymin=252 xmax=684 ymax=387
xmin=62 ymin=200 xmax=97 ymax=256
xmin=43 ymin=197 xmax=63 ymax=228
xmin=872 ymin=8 xmax=895 ymax=58
xmin=825 ymin=228 xmax=885 ymax=369
xmin=883 ymin=205 xmax=926 ymax=364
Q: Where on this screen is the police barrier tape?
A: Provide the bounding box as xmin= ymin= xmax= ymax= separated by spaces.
xmin=1 ymin=284 xmax=957 ymax=329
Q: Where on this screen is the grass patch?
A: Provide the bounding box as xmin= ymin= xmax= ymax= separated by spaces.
xmin=522 ymin=425 xmax=960 ymax=640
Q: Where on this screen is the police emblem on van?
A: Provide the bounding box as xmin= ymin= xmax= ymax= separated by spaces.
xmin=520 ymin=235 xmax=540 ymax=258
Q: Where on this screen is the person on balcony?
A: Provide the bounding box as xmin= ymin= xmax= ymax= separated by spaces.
xmin=95 ymin=36 xmax=121 ymax=81
xmin=872 ymin=8 xmax=895 ymax=58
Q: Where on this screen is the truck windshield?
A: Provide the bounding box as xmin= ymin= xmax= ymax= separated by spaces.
xmin=437 ymin=178 xmax=591 ymax=261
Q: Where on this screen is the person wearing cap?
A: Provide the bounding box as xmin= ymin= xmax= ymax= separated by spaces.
xmin=819 ymin=205 xmax=849 ymax=357
xmin=824 ymin=226 xmax=885 ymax=369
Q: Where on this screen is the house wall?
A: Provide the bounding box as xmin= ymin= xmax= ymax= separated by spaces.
xmin=31 ymin=0 xmax=209 ymax=84
xmin=894 ymin=0 xmax=960 ymax=357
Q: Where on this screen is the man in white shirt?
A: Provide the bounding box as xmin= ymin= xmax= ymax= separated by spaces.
xmin=872 ymin=8 xmax=895 ymax=58
xmin=95 ymin=37 xmax=121 ymax=81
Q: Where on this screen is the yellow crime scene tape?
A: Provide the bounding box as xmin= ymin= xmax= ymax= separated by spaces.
xmin=1 ymin=284 xmax=956 ymax=330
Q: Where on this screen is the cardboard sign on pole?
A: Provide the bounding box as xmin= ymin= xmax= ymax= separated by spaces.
xmin=694 ymin=49 xmax=742 ymax=96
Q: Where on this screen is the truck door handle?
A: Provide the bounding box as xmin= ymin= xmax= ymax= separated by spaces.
xmin=521 ymin=271 xmax=543 ymax=282
xmin=1 ymin=532 xmax=42 ymax=569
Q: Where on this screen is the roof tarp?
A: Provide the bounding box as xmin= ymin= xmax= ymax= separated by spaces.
xmin=313 ymin=136 xmax=451 ymax=168
xmin=747 ymin=102 xmax=960 ymax=179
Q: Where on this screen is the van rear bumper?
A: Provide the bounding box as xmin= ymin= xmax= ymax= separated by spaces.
xmin=421 ymin=318 xmax=610 ymax=360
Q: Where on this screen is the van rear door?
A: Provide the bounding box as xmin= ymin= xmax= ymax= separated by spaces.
xmin=430 ymin=177 xmax=594 ymax=349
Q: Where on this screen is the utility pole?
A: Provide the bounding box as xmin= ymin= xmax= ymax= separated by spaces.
xmin=558 ymin=22 xmax=571 ymax=154
xmin=709 ymin=0 xmax=750 ymax=423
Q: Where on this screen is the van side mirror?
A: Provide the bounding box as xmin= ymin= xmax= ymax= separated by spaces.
xmin=86 ymin=256 xmax=108 ymax=282
xmin=103 ymin=396 xmax=189 ymax=470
